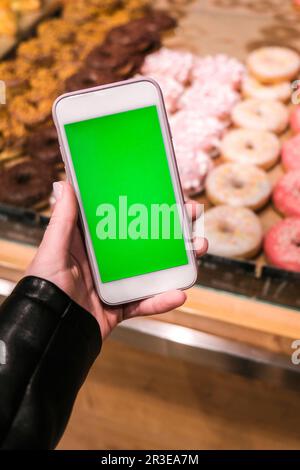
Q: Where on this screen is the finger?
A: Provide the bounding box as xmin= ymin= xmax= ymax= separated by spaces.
xmin=193 ymin=237 xmax=208 ymax=257
xmin=124 ymin=289 xmax=186 ymax=319
xmin=185 ymin=199 xmax=203 ymax=221
xmin=40 ymin=181 xmax=78 ymax=256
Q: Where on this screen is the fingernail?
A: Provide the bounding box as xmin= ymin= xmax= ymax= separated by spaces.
xmin=53 ymin=182 xmax=64 ymax=201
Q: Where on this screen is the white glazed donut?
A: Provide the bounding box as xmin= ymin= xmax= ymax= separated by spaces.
xmin=232 ymin=98 xmax=289 ymax=134
xmin=205 ymin=162 xmax=271 ymax=210
xmin=247 ymin=46 xmax=300 ymax=84
xmin=205 ymin=205 xmax=263 ymax=259
xmin=221 ymin=128 xmax=280 ymax=170
xmin=242 ymin=75 xmax=291 ymax=102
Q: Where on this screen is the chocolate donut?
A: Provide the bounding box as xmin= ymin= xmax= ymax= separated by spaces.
xmin=26 ymin=127 xmax=61 ymax=165
xmin=0 ymin=160 xmax=55 ymax=208
xmin=86 ymin=45 xmax=144 ymax=78
xmin=104 ymin=21 xmax=160 ymax=53
xmin=65 ymin=68 xmax=119 ymax=92
xmin=138 ymin=10 xmax=177 ymax=32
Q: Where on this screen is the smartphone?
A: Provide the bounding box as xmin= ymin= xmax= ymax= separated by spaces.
xmin=53 ymin=78 xmax=197 ymax=305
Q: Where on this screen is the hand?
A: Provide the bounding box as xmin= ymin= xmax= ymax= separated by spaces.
xmin=26 ymin=181 xmax=208 ymax=340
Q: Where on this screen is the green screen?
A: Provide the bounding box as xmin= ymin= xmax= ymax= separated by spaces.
xmin=64 ymin=105 xmax=188 ymax=283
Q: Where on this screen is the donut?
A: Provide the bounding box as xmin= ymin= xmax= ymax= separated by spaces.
xmin=232 ymin=99 xmax=289 ymax=134
xmin=192 ymin=54 xmax=245 ymax=90
xmin=0 ymin=160 xmax=55 ymax=208
xmin=65 ymin=68 xmax=119 ymax=92
xmin=26 ymin=127 xmax=61 ymax=165
xmin=293 ymin=0 xmax=300 ymax=10
xmin=37 ymin=18 xmax=76 ymax=45
xmin=205 ymin=205 xmax=263 ymax=259
xmin=0 ymin=60 xmax=29 ymax=96
xmin=170 ymin=110 xmax=225 ymax=155
xmin=281 ymin=134 xmax=300 ymax=172
xmin=147 ymin=74 xmax=184 ymax=114
xmin=174 ymin=143 xmax=212 ymax=195
xmin=273 ymin=170 xmax=300 ymax=217
xmin=10 ymin=93 xmax=52 ymax=128
xmin=141 ymin=47 xmax=194 ymax=85
xmin=242 ymin=75 xmax=291 ymax=102
xmin=290 ymin=106 xmax=300 ymax=134
xmin=205 ymin=163 xmax=271 ymax=210
xmin=179 ymin=82 xmax=240 ymax=119
xmin=144 ymin=10 xmax=177 ymax=32
xmin=264 ymin=218 xmax=300 ymax=272
xmin=17 ymin=38 xmax=56 ymax=68
xmin=247 ymin=47 xmax=300 ymax=84
xmin=221 ymin=128 xmax=280 ymax=170
xmin=104 ymin=21 xmax=160 ymax=54
xmin=86 ymin=45 xmax=143 ymax=79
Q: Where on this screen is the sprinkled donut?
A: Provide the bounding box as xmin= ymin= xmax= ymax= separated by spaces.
xmin=149 ymin=75 xmax=184 ymax=114
xmin=264 ymin=217 xmax=300 ymax=272
xmin=281 ymin=134 xmax=300 ymax=172
xmin=247 ymin=47 xmax=300 ymax=84
xmin=290 ymin=106 xmax=300 ymax=134
xmin=242 ymin=75 xmax=291 ymax=102
xmin=221 ymin=128 xmax=280 ymax=170
xmin=205 ymin=163 xmax=271 ymax=211
xmin=273 ymin=170 xmax=300 ymax=217
xmin=178 ymin=82 xmax=240 ymax=120
xmin=170 ymin=110 xmax=225 ymax=155
xmin=191 ymin=54 xmax=245 ymax=90
xmin=232 ymin=99 xmax=289 ymax=134
xmin=174 ymin=143 xmax=212 ymax=196
xmin=205 ymin=205 xmax=263 ymax=259
xmin=141 ymin=47 xmax=194 ymax=85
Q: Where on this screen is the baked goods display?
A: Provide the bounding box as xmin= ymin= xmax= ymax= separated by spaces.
xmin=0 ymin=0 xmax=178 ymax=207
xmin=0 ymin=1 xmax=300 ymax=275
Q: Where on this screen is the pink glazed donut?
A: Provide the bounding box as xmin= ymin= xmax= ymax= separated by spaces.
xmin=264 ymin=217 xmax=300 ymax=272
xmin=273 ymin=170 xmax=300 ymax=217
xmin=281 ymin=134 xmax=300 ymax=171
xmin=290 ymin=106 xmax=300 ymax=134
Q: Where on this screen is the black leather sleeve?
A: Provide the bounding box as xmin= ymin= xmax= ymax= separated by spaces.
xmin=0 ymin=276 xmax=102 ymax=450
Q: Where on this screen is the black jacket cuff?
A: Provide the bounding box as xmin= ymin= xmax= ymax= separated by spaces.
xmin=0 ymin=276 xmax=102 ymax=449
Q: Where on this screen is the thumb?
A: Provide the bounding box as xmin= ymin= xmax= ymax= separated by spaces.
xmin=40 ymin=181 xmax=78 ymax=256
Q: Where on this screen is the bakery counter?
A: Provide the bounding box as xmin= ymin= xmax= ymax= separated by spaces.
xmin=1 ymin=235 xmax=300 ymax=391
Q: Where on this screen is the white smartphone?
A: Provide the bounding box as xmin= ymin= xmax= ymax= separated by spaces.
xmin=53 ymin=78 xmax=197 ymax=305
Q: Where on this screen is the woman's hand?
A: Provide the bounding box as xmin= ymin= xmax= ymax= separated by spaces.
xmin=26 ymin=181 xmax=208 ymax=340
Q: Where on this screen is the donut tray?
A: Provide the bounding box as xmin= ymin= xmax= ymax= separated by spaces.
xmin=0 ymin=202 xmax=299 ymax=310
